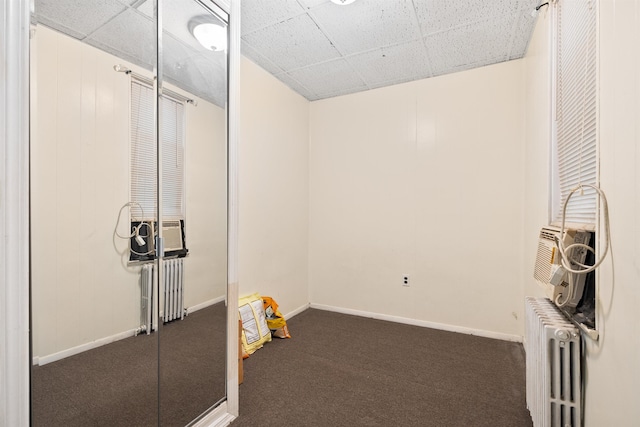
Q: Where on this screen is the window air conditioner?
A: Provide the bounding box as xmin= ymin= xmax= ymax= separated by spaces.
xmin=533 ymin=226 xmax=590 ymax=307
xmin=162 ymin=220 xmax=184 ymax=252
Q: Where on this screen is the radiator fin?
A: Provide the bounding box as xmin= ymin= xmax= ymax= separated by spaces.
xmin=139 ymin=259 xmax=185 ymax=334
xmin=525 ymin=297 xmax=582 ymax=427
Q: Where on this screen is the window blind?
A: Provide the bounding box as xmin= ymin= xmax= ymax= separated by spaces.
xmin=553 ymin=0 xmax=598 ymax=226
xmin=130 ymin=80 xmax=185 ymax=221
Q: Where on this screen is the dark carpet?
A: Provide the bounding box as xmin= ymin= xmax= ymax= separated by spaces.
xmin=232 ymin=309 xmax=533 ymax=427
xmin=31 ymin=302 xmax=227 ymax=427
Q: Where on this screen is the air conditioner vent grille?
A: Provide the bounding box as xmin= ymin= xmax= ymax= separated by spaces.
xmin=539 ymin=229 xmax=557 ymax=241
xmin=534 ymin=240 xmax=554 ymax=283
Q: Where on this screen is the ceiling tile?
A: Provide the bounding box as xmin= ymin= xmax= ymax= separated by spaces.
xmin=274 ymin=73 xmax=317 ymax=100
xmin=346 ymin=39 xmax=431 ymax=87
xmin=297 ymin=0 xmax=331 ymax=9
xmin=425 ymin=18 xmax=512 ymax=76
xmin=137 ymin=0 xmax=228 ymax=52
xmin=242 ymin=13 xmax=341 ymax=72
xmin=288 ymin=59 xmax=366 ymax=98
xmin=241 ymin=42 xmax=285 ymax=76
xmin=414 ymin=0 xmax=522 ymax=36
xmin=308 ymin=0 xmax=421 ymax=55
xmin=35 ymin=0 xmax=127 ymax=39
xmin=166 ymin=52 xmax=228 ymax=107
xmin=241 ymin=0 xmax=306 ymax=35
xmin=162 ymin=34 xmax=199 ymax=84
xmin=86 ymin=9 xmax=156 ymax=72
xmin=507 ymin=10 xmax=538 ymax=60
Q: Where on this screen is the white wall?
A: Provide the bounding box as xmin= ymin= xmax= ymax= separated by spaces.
xmin=185 ymin=87 xmax=228 ymax=309
xmin=30 ymin=26 xmax=227 ymax=360
xmin=585 ymin=1 xmax=640 ymax=424
xmin=238 ymin=57 xmax=310 ymax=315
xmin=522 ymin=3 xmax=640 ymax=425
xmin=522 ymin=9 xmax=553 ymax=304
xmin=308 ymin=61 xmax=525 ymax=338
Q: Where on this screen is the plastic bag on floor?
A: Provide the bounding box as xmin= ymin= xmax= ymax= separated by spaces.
xmin=262 ymin=296 xmax=291 ymax=339
xmin=239 ymin=293 xmax=272 ymax=355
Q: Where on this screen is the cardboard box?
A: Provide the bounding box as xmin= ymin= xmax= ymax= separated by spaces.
xmin=238 ymin=319 xmax=243 ymax=385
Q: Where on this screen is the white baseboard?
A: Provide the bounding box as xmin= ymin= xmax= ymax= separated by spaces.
xmin=283 ymin=302 xmax=310 ymax=321
xmin=35 ymin=328 xmax=139 ymax=366
xmin=35 ymin=296 xmax=228 ymax=366
xmin=190 ymin=401 xmax=235 ymax=427
xmin=309 ymin=303 xmax=523 ymax=343
xmin=188 ymin=295 xmax=226 ymax=314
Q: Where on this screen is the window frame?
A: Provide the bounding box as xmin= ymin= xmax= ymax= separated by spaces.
xmin=128 ymin=77 xmax=189 ymax=261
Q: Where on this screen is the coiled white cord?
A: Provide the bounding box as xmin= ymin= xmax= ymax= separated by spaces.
xmin=114 ymin=202 xmax=154 ymax=256
xmin=556 ymin=183 xmax=611 ymax=275
xmin=554 ymin=183 xmax=610 ymax=307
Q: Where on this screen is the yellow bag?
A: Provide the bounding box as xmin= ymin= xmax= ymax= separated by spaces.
xmin=262 ymin=296 xmax=291 ymax=339
xmin=239 ymin=293 xmax=272 ymax=355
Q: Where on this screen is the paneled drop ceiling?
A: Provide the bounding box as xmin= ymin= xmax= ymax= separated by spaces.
xmin=34 ymin=0 xmax=228 ymax=107
xmin=34 ymin=0 xmax=541 ymax=104
xmin=241 ymin=0 xmax=540 ymax=100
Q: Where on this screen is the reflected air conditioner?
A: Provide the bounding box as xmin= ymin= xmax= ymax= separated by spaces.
xmin=162 ymin=220 xmax=184 ymax=252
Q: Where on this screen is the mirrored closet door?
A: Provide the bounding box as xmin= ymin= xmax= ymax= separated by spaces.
xmin=29 ymin=1 xmax=228 ymax=425
xmin=157 ymin=0 xmax=228 ymax=424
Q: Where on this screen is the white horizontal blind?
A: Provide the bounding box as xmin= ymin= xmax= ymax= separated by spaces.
xmin=131 ymin=80 xmax=185 ymax=221
xmin=553 ymin=0 xmax=597 ymax=225
xmin=159 ymin=96 xmax=185 ymax=220
xmin=131 ymin=82 xmax=155 ymax=220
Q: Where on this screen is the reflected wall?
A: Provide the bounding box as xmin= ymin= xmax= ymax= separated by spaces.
xmin=30 ymin=0 xmax=229 ymax=425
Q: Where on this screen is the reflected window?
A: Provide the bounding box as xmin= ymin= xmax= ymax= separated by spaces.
xmin=130 ymin=79 xmax=188 ymax=260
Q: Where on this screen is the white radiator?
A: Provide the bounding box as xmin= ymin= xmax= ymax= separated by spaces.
xmin=161 ymin=258 xmax=185 ymax=323
xmin=525 ymin=297 xmax=582 ymax=427
xmin=139 ymin=259 xmax=185 ymax=335
xmin=140 ymin=263 xmax=154 ymax=335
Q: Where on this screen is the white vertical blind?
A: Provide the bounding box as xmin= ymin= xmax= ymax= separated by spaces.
xmin=553 ymin=0 xmax=598 ymax=225
xmin=130 ymin=80 xmax=185 ymax=221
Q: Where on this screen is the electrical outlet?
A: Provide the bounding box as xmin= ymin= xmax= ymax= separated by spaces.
xmin=402 ymin=275 xmax=410 ymax=287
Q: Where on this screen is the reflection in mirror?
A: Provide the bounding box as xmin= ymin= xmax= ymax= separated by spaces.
xmin=157 ymin=0 xmax=228 ymax=425
xmin=29 ymin=0 xmax=228 ymax=425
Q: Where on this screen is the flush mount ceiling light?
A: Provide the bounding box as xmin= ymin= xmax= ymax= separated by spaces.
xmin=192 ymin=22 xmax=227 ymax=51
xmin=331 ymin=0 xmax=357 ymax=5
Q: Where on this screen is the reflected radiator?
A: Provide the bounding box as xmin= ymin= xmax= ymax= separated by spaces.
xmin=139 ymin=259 xmax=185 ymax=335
xmin=525 ymin=297 xmax=581 ymax=427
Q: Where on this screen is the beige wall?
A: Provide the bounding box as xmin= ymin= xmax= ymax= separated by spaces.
xmin=586 ymin=1 xmax=640 ymax=424
xmin=184 ymin=90 xmax=228 ymax=310
xmin=523 ymin=3 xmax=640 ymax=425
xmin=308 ymin=60 xmax=526 ymax=338
xmin=30 ymin=26 xmax=227 ymax=360
xmin=238 ymin=57 xmax=310 ymax=315
xmin=522 ymin=7 xmax=553 ymax=305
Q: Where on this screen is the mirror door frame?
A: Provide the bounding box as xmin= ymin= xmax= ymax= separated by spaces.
xmin=0 ymin=0 xmax=240 ymax=425
xmin=0 ymin=0 xmax=30 ymax=424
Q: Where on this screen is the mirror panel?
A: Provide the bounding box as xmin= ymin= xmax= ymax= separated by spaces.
xmin=30 ymin=0 xmax=229 ymax=425
xmin=29 ymin=3 xmax=160 ymax=424
xmin=157 ymin=0 xmax=228 ymax=424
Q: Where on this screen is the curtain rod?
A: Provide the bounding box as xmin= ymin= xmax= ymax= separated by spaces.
xmin=113 ymin=64 xmax=198 ymax=106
